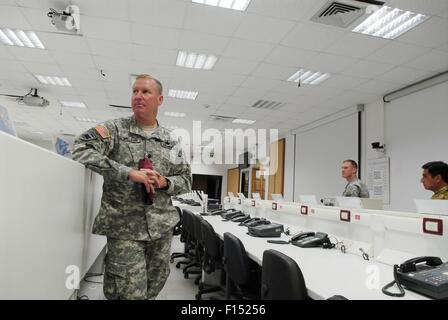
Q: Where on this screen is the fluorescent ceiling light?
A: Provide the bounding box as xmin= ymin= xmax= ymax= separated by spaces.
xmin=232 ymin=118 xmax=256 ymax=125
xmin=76 ymin=117 xmax=97 ymax=123
xmin=168 ymin=89 xmax=198 ymax=100
xmin=164 ymin=111 xmax=186 ymax=118
xmin=352 ymin=6 xmax=428 ymax=39
xmin=192 ymin=0 xmax=251 ymax=11
xmin=35 ymin=75 xmax=71 ymax=87
xmin=176 ymin=51 xmax=217 ymax=70
xmin=60 ymin=101 xmax=87 ymax=108
xmin=287 ymin=69 xmax=331 ymax=85
xmin=0 ymin=28 xmax=45 ymax=48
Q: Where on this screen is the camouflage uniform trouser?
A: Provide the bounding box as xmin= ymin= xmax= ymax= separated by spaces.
xmin=103 ymin=232 xmax=173 ymax=300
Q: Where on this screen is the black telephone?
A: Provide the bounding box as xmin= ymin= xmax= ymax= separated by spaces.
xmin=383 ymin=256 xmax=448 ymax=299
xmin=291 ymin=231 xmax=332 ymax=248
xmin=245 ymin=218 xmax=271 ymax=228
xmin=239 ymin=217 xmax=260 ymax=226
xmin=231 ymin=214 xmax=250 ymax=223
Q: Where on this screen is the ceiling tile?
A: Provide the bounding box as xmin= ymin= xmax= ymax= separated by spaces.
xmin=131 ymin=24 xmax=180 ymax=49
xmin=132 ymin=45 xmax=178 ymax=65
xmin=212 ymin=57 xmax=259 ymax=76
xmin=264 ymin=45 xmax=316 ymax=67
xmin=324 ymin=32 xmax=390 ymax=59
xmin=352 ymin=79 xmax=402 ymax=95
xmin=342 ymin=60 xmax=395 ymax=78
xmin=71 ymin=0 xmax=129 ymax=20
xmin=178 ymin=31 xmax=230 ymax=54
xmin=304 ymin=52 xmax=359 ymax=74
xmin=129 ymin=0 xmax=188 ymax=29
xmin=247 ymin=0 xmax=327 ymax=21
xmin=367 ymin=41 xmax=431 ymax=65
xmin=234 ymin=13 xmax=296 ymax=44
xmin=184 ymin=3 xmax=244 ymax=37
xmin=223 ymin=38 xmax=274 ymax=62
xmin=87 ymin=39 xmax=132 ymax=59
xmin=51 ymin=51 xmax=96 ymax=68
xmin=404 ymin=49 xmax=448 ymax=71
xmin=281 ymin=22 xmax=346 ymax=52
xmin=320 ymin=74 xmax=369 ymax=90
xmin=251 ymin=63 xmax=295 ymax=80
xmin=7 ymin=46 xmax=54 ymax=63
xmin=0 ymin=5 xmax=31 ymax=29
xmin=375 ymin=66 xmax=434 ymax=84
xmin=82 ymin=16 xmax=131 ymax=42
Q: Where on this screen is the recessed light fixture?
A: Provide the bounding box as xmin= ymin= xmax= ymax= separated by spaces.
xmin=352 ymin=6 xmax=428 ymax=39
xmin=60 ymin=101 xmax=87 ymax=108
xmin=168 ymin=89 xmax=199 ymax=100
xmin=232 ymin=118 xmax=256 ymax=125
xmin=176 ymin=51 xmax=217 ymax=70
xmin=164 ymin=111 xmax=186 ymax=118
xmin=34 ymin=75 xmax=71 ymax=87
xmin=76 ymin=117 xmax=97 ymax=123
xmin=192 ymin=0 xmax=251 ymax=11
xmin=0 ymin=28 xmax=45 ymax=48
xmin=287 ymin=69 xmax=331 ymax=85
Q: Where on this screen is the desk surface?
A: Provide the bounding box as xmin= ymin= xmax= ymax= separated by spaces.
xmin=175 ymin=202 xmax=427 ymax=300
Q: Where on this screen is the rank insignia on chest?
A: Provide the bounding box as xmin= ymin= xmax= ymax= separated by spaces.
xmin=95 ymin=125 xmax=111 ymax=139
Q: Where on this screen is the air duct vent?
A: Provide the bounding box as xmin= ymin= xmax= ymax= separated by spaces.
xmin=311 ymin=0 xmax=384 ymax=28
xmin=251 ymin=99 xmax=285 ymax=110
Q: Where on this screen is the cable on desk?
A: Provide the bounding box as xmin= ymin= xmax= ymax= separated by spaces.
xmin=382 ymin=265 xmax=405 ymax=297
xmin=359 ymin=248 xmax=369 ymax=261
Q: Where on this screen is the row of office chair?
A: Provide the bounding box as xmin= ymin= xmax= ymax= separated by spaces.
xmin=170 ymin=208 xmax=347 ymax=300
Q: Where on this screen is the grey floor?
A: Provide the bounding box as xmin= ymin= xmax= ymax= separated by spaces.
xmin=77 ymin=235 xmax=199 ymax=300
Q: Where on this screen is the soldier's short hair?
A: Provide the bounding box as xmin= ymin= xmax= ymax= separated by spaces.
xmin=134 ymin=74 xmax=163 ymax=95
xmin=422 ymin=161 xmax=448 ymax=183
xmin=343 ymin=159 xmax=358 ymax=170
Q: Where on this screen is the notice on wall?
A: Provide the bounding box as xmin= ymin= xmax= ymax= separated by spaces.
xmin=367 ymin=157 xmax=390 ymax=204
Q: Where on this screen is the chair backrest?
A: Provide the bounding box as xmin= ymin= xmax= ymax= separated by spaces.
xmin=182 ymin=209 xmax=195 ymax=241
xmin=261 ymin=249 xmax=307 ymax=300
xmin=172 ymin=206 xmax=183 ymax=236
xmin=192 ymin=213 xmax=204 ymax=243
xmin=223 ymin=232 xmax=251 ymax=286
xmin=201 ymin=219 xmax=221 ymax=259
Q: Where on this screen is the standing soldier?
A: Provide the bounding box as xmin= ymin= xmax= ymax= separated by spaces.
xmin=341 ymin=159 xmax=370 ymax=198
xmin=72 ymin=74 xmax=192 ymax=299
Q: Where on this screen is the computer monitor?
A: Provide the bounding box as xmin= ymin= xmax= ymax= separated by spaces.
xmin=414 ymin=199 xmax=448 ymax=216
xmin=271 ymin=194 xmax=283 ymax=202
xmin=336 ymin=197 xmax=383 ymax=210
xmin=252 ymin=192 xmax=261 ymax=200
xmin=237 ymin=192 xmax=246 ymax=199
xmin=228 ymin=192 xmax=235 ymax=197
xmin=299 ymin=195 xmax=318 ymax=205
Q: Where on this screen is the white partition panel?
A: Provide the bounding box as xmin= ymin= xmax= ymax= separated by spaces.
xmin=0 ymin=132 xmax=105 ymax=299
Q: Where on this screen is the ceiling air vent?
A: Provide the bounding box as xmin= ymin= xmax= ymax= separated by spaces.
xmin=251 ymin=99 xmax=285 ymax=111
xmin=311 ymin=0 xmax=384 ymax=29
xmin=208 ymin=114 xmax=237 ymax=121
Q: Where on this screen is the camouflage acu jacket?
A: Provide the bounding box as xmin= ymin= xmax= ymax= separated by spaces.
xmin=72 ymin=116 xmax=192 ymax=240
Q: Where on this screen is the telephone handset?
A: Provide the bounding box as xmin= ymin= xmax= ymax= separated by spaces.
xmin=291 ymin=231 xmax=332 ymax=248
xmin=291 ymin=231 xmax=315 ymax=242
xmin=239 ymin=217 xmax=261 ymax=226
xmin=382 ymin=256 xmax=448 ymax=299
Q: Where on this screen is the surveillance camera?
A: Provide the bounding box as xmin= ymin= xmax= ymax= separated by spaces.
xmin=371 ymin=142 xmax=385 ymax=152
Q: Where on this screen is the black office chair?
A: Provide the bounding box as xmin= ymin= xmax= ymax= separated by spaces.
xmin=174 ymin=209 xmax=196 ymax=269
xmin=223 ymin=232 xmax=261 ymax=300
xmin=260 ymin=249 xmax=308 ymax=300
xmin=183 ymin=212 xmax=203 ymax=281
xmin=196 ymin=219 xmax=226 ymax=300
xmin=170 ymin=206 xmax=188 ymax=263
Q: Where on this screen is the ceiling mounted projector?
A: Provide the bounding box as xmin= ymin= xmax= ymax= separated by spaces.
xmin=0 ymin=88 xmax=49 ymax=107
xmin=47 ymin=5 xmax=81 ymax=33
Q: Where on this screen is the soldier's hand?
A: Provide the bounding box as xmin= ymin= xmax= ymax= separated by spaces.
xmin=139 ymin=169 xmax=161 ymax=189
xmin=128 ymin=169 xmax=157 ymax=193
xmin=154 ymin=172 xmax=168 ymax=189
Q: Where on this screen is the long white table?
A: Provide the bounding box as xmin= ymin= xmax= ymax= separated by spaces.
xmin=175 ymin=202 xmax=427 ymax=300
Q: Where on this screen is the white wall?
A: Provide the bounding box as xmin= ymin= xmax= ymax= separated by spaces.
xmin=190 ymin=163 xmax=235 ymax=202
xmin=364 ymin=81 xmax=448 ymax=211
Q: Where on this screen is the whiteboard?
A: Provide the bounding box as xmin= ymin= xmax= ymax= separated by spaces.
xmin=385 ymin=81 xmax=448 ymax=211
xmin=293 ymin=113 xmax=359 ymax=202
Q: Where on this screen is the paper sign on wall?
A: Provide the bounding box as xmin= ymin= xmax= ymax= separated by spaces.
xmin=367 ymin=157 xmax=390 ymax=204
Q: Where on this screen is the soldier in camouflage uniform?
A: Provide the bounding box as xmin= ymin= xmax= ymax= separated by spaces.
xmin=341 ymin=160 xmax=369 ymax=198
xmin=72 ymin=74 xmax=192 ymax=300
xmin=421 ymin=161 xmax=448 ymax=200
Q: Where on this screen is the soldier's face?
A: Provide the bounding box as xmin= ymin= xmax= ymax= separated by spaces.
xmin=341 ymin=162 xmax=356 ymax=179
xmin=131 ymin=78 xmax=163 ymax=119
xmin=421 ymin=169 xmax=439 ymax=191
